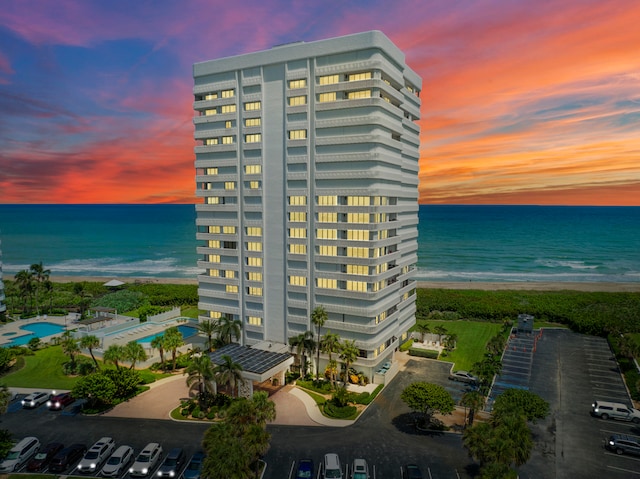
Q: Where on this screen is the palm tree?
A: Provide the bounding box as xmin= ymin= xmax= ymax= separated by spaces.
xmin=217 ymin=315 xmax=242 ymax=345
xmin=0 ymin=385 xmax=12 ymax=415
xmin=486 ymin=335 xmax=507 ymax=357
xmin=434 ymin=324 xmax=448 ymax=343
xmin=461 ymin=390 xmax=485 ymax=426
xmin=249 ymin=390 xmax=276 ymax=427
xmin=29 ymin=262 xmax=50 ymax=316
xmin=163 ymin=327 xmax=185 ymax=370
xmin=339 ymin=339 xmax=359 ymax=383
xmin=197 ymin=319 xmax=217 ymax=352
xmin=104 ymin=344 xmax=127 ymax=370
xmin=321 ymin=331 xmax=341 ymax=385
xmin=289 ymin=331 xmax=315 ymax=379
xmin=184 ymin=354 xmax=216 ymax=399
xmin=415 ymin=322 xmax=431 ymax=343
xmin=61 ymin=335 xmax=80 ymax=367
xmin=311 ymin=306 xmax=328 ymax=380
xmin=214 ymin=354 xmax=245 ymax=397
xmin=443 ymin=333 xmax=458 ymax=352
xmin=124 ymin=341 xmax=148 ymax=369
xmin=151 ymin=334 xmax=166 ymax=367
xmin=79 ymin=335 xmax=101 ymax=369
xmin=44 ymin=279 xmax=54 ymax=314
xmin=14 ymin=269 xmax=34 ymax=314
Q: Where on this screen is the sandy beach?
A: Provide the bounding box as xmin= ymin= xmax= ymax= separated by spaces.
xmin=4 ymin=275 xmax=640 ymax=292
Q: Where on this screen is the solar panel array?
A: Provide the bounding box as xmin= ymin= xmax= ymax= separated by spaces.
xmin=208 ymin=343 xmax=292 ymax=374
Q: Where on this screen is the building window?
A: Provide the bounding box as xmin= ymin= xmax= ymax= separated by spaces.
xmin=225 ymin=270 xmax=236 ymax=279
xmin=222 ymin=136 xmax=234 ymax=144
xmin=209 ymin=311 xmax=222 ymax=319
xmin=319 ymin=74 xmax=339 ymax=85
xmin=347 ymin=196 xmax=370 ymax=206
xmin=316 ymin=228 xmax=337 ymax=239
xmin=245 ymin=133 xmax=262 ymax=143
xmin=205 ymin=138 xmax=219 ymax=145
xmin=288 ymin=211 xmax=307 ymax=222
xmin=289 ymin=243 xmax=307 ymax=255
xmin=221 ymin=104 xmax=236 ymax=114
xmin=208 ymin=269 xmax=219 ymax=277
xmin=318 ymin=92 xmax=336 ymax=103
xmin=347 ymin=213 xmax=370 ymax=224
xmin=246 ymin=227 xmax=262 ymax=236
xmin=248 ymin=181 xmax=260 ymax=189
xmin=206 ymin=167 xmax=218 ymax=175
xmin=375 ymin=263 xmax=388 ymax=274
xmin=318 ymin=212 xmax=337 ymax=223
xmin=347 ymin=247 xmax=368 ymax=258
xmin=244 ymin=117 xmax=261 ymax=127
xmin=245 ymin=164 xmax=262 ymax=174
xmin=348 ymin=72 xmax=372 ymax=82
xmin=288 ymin=95 xmax=307 ymax=106
xmin=289 ymin=129 xmax=307 ymax=140
xmin=223 ymin=226 xmax=236 ymax=234
xmin=317 ymin=195 xmax=337 ymax=206
xmin=247 ymin=316 xmax=262 ymax=326
xmin=248 ymin=287 xmax=263 ymax=296
xmin=247 ymin=271 xmax=263 ymax=281
xmin=317 ymin=277 xmax=338 ymax=289
xmin=247 ymin=256 xmax=262 ymax=267
xmin=318 ymin=245 xmax=337 ymax=256
xmin=347 ymin=90 xmax=372 ymax=99
xmin=208 ymin=254 xmax=220 ymax=263
xmin=289 ymin=195 xmax=307 ymax=205
xmin=226 ymin=284 xmax=238 ymax=293
xmin=244 ymin=101 xmax=261 ymax=111
xmin=205 ymin=93 xmax=218 ymax=100
xmin=289 ymin=79 xmax=307 ymax=89
xmin=225 ymin=120 xmax=232 ymax=129
xmin=208 ymin=226 xmax=221 ymax=234
xmin=206 ymin=197 xmax=221 ymax=204
xmin=347 ymin=264 xmax=369 ymax=276
xmin=221 ymin=89 xmax=235 ymax=98
xmin=205 ymin=109 xmax=217 ymax=116
xmin=289 ymin=228 xmax=307 ymax=238
xmin=347 ymin=229 xmax=369 ymax=241
xmin=247 ymin=241 xmax=263 ymax=252
xmin=347 ymin=280 xmax=367 ymax=292
xmin=224 ymin=181 xmax=236 ymax=190
xmin=289 ymin=275 xmax=307 ymax=286
xmin=208 ymin=240 xmax=221 ymax=248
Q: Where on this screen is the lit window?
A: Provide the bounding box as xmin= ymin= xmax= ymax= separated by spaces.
xmin=205 ymin=138 xmax=219 ymax=145
xmin=224 ymin=181 xmax=236 ymax=190
xmin=244 ymin=101 xmax=261 ymax=111
xmin=347 ymin=264 xmax=369 ymax=276
xmin=373 ymin=213 xmax=387 ymax=223
xmin=318 ymin=92 xmax=336 ymax=103
xmin=289 ymin=79 xmax=307 ymax=89
xmin=375 ymin=311 xmax=387 ymax=324
xmin=373 ymin=196 xmax=388 ymax=206
xmin=289 ymin=129 xmax=307 ymax=140
xmin=347 ymin=196 xmax=370 ymax=206
xmin=225 ymin=120 xmax=232 ymax=129
xmin=347 ymin=90 xmax=372 ymax=99
xmin=206 ymin=167 xmax=218 ymax=175
xmin=289 ymin=275 xmax=307 ymax=286
xmin=289 ymin=195 xmax=307 ymax=205
xmin=226 ymin=285 xmax=238 ymax=293
xmin=221 ymin=104 xmax=236 ymax=114
xmin=245 ymin=227 xmax=262 ymax=236
xmin=208 ymin=226 xmax=221 ymax=234
xmin=319 ymin=75 xmax=339 ymax=85
xmin=205 ymin=109 xmax=217 ymax=116
xmin=244 ymin=118 xmax=261 ymax=127
xmin=208 ymin=269 xmax=219 ymax=277
xmin=245 ymin=165 xmax=262 ymax=174
xmin=248 ymin=287 xmax=263 ymax=296
xmin=317 ymin=277 xmax=338 ymax=289
xmin=221 ymin=89 xmax=235 ymax=98
xmin=247 ymin=256 xmax=262 ymax=267
xmin=318 ymin=212 xmax=337 ymax=223
xmin=208 ymin=240 xmax=220 ymax=248
xmin=318 ymin=245 xmax=337 ymax=256
xmin=347 ymin=230 xmax=369 ymax=241
xmin=209 ymin=311 xmax=222 ymax=319
xmin=222 ymin=226 xmax=236 ymax=234
xmin=206 ymin=197 xmax=220 ymax=204
xmin=289 ymin=243 xmax=307 ymax=255
xmin=347 ymin=247 xmax=368 ymax=258
xmin=248 ymin=316 xmax=262 ymax=326
xmin=205 ymin=93 xmax=218 ymax=100
xmin=375 ymin=263 xmax=388 ymax=274
xmin=288 ymin=95 xmax=307 ymax=106
xmin=225 ymin=270 xmax=236 ymax=279
xmin=317 ymin=195 xmax=337 ymax=206
xmin=247 ymin=241 xmax=263 ymax=252
xmin=245 ymin=133 xmax=262 ymax=143
xmin=347 ymin=280 xmax=367 ymax=292
xmin=406 ymin=84 xmax=414 ymax=93
xmin=347 ymin=72 xmax=372 ymax=81
xmin=221 ymin=136 xmax=234 ymax=144
xmin=288 ymin=211 xmax=307 ymax=222
xmin=289 ymin=228 xmax=307 ymax=238
xmin=317 ymin=229 xmax=337 ymax=240
xmin=248 ymin=181 xmax=260 ymax=189
xmin=208 ymin=254 xmax=220 ymax=263
xmin=347 ymin=213 xmax=370 ymax=224
xmin=247 ymin=271 xmax=263 ymax=281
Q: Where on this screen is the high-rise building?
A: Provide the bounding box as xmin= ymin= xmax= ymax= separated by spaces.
xmin=193 ymin=30 xmax=421 ymax=379
xmin=0 ymin=238 xmax=6 ymax=320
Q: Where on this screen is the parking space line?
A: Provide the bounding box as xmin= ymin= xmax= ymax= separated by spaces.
xmin=604 ymin=453 xmax=640 ymax=464
xmin=600 ymin=428 xmax=640 ymax=439
xmin=607 ymin=465 xmax=640 ymax=476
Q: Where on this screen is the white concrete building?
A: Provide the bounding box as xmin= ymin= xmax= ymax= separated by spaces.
xmin=193 ymin=30 xmax=421 ymax=381
xmin=0 ymin=238 xmax=6 ymax=319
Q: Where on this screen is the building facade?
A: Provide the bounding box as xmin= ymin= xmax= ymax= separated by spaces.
xmin=0 ymin=238 xmax=6 ymax=319
xmin=193 ymin=31 xmax=421 ymax=378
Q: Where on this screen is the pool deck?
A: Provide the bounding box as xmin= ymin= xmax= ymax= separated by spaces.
xmin=0 ymin=314 xmax=77 ymax=347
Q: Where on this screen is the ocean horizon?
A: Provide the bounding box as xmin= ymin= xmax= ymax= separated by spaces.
xmin=1 ymin=204 xmax=639 ymax=283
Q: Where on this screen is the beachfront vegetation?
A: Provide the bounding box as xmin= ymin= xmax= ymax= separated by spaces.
xmin=416 ymin=288 xmax=640 ymax=335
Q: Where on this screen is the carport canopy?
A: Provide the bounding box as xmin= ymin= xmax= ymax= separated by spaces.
xmin=208 ymin=343 xmax=293 ymax=383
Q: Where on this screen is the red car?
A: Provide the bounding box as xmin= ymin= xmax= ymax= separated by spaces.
xmin=47 ymin=392 xmax=74 ymax=410
xmin=27 ymin=442 xmax=64 ymax=472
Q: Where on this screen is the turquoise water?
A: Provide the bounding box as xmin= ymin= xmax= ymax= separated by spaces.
xmin=1 ymin=204 xmax=639 ymax=283
xmin=137 ymin=325 xmax=198 ymax=344
xmin=5 ymin=322 xmax=66 ymax=346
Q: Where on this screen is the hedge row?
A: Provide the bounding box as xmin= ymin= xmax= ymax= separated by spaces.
xmin=408 ymin=348 xmax=439 ymax=359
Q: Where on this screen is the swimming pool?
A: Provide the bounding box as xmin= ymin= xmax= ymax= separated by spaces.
xmin=137 ymin=325 xmax=198 ymax=345
xmin=4 ymin=322 xmax=67 ymax=347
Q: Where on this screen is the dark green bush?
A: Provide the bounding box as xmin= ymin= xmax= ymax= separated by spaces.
xmin=408 ymin=348 xmax=439 ymax=359
xmin=323 ymin=402 xmax=357 ymax=419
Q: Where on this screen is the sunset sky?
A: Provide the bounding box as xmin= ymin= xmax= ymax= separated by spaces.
xmin=1 ymin=0 xmax=639 ymax=205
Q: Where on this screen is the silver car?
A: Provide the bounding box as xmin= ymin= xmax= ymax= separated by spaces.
xmin=76 ymin=437 xmax=116 ymax=474
xmin=101 ymin=445 xmax=134 ymax=477
xmin=130 ymin=443 xmax=163 ymax=477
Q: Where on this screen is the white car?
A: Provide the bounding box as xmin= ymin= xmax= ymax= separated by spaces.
xmin=130 ymin=443 xmax=163 ymax=477
xmin=101 ymin=445 xmax=134 ymax=477
xmin=448 ymin=370 xmax=478 ymax=384
xmin=21 ymin=392 xmax=50 ymax=409
xmin=76 ymin=437 xmax=116 ymax=474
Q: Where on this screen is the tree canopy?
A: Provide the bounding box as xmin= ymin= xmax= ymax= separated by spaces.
xmin=401 ymin=381 xmax=455 ymax=424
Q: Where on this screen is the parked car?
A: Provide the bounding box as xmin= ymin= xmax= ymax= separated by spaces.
xmin=591 ymin=400 xmax=640 ymax=423
xmin=129 ymin=442 xmax=163 ymax=477
xmin=156 ymin=447 xmax=186 ymax=477
xmin=76 ymin=437 xmax=116 ymax=473
xmin=0 ymin=437 xmax=40 ymax=472
xmin=402 ymin=464 xmax=423 ymax=479
xmin=21 ymin=392 xmax=50 ymax=409
xmin=26 ymin=442 xmax=64 ymax=472
xmin=181 ymin=451 xmax=205 ymax=479
xmin=295 ymin=459 xmax=314 ymax=479
xmin=322 ymin=453 xmax=343 ymax=479
xmin=101 ymin=445 xmax=134 ymax=477
xmin=49 ymin=444 xmax=87 ymax=473
xmin=351 ymin=458 xmax=369 ymax=479
xmin=605 ymin=434 xmax=640 ymax=456
xmin=448 ymin=370 xmax=478 ymax=384
xmin=47 ymin=392 xmax=74 ymax=410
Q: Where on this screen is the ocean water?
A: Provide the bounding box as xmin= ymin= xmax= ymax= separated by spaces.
xmin=0 ymin=204 xmax=639 ymax=283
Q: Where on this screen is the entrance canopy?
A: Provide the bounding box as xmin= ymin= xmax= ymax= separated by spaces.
xmin=208 ymin=343 xmax=293 ymax=383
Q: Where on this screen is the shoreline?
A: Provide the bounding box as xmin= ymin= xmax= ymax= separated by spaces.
xmin=4 ymin=275 xmax=640 ymax=292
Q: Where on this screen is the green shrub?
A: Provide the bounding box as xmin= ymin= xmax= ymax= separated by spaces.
xmin=324 ymin=401 xmax=357 ymax=419
xmin=399 ymin=339 xmax=414 ymax=352
xmin=625 ymin=369 xmax=640 ymax=400
xmin=206 ymin=409 xmax=217 ymax=420
xmin=353 ymin=392 xmax=370 ymax=404
xmin=192 ymin=405 xmax=201 ymax=418
xmin=408 ymin=348 xmax=439 ymax=359
xmin=297 ymin=379 xmax=333 ymax=394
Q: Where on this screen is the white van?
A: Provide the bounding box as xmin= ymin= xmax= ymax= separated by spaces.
xmin=0 ymin=437 xmax=41 ymax=472
xmin=322 ymin=453 xmax=343 ymax=479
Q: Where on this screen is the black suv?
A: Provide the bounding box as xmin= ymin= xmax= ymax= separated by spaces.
xmin=605 ymin=434 xmax=640 ymax=456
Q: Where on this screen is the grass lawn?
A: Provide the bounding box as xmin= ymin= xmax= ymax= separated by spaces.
xmin=415 ymin=320 xmax=504 ymax=371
